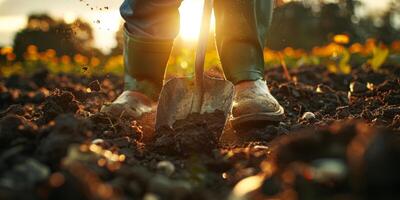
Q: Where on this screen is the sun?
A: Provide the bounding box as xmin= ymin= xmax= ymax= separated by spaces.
xmin=179 ymin=0 xmax=215 ymax=41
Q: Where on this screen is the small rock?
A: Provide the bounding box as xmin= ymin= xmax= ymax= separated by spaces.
xmin=302 ymin=112 xmax=316 ymax=120
xmin=349 ymin=81 xmax=367 ymax=93
xmin=230 ymin=175 xmax=264 ymax=199
xmin=156 ymin=161 xmax=175 ymax=176
xmin=91 ymin=138 xmax=105 ymax=145
xmin=254 ymin=145 xmax=269 ymax=150
xmin=103 ymin=130 xmax=114 ymax=136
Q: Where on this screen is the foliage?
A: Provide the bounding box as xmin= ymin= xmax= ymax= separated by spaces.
xmin=1 ymin=36 xmax=399 ymax=78
xmin=1 ymin=1 xmax=400 ymax=77
xmin=267 ymin=1 xmax=400 ymax=50
xmin=12 ymin=14 xmax=103 ymax=61
xmin=369 ymin=45 xmax=390 ymax=71
xmin=264 ymin=37 xmax=399 ymax=73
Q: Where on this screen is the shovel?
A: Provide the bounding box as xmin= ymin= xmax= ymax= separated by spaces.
xmin=155 ymin=0 xmax=234 ymax=130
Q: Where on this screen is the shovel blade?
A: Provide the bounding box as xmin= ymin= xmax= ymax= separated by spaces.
xmin=155 ymin=76 xmax=234 ymax=129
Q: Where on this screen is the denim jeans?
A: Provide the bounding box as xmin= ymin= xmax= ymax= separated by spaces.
xmin=120 ymin=0 xmax=274 ymax=86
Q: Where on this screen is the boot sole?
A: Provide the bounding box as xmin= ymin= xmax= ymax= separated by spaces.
xmin=230 ymin=105 xmax=285 ymax=129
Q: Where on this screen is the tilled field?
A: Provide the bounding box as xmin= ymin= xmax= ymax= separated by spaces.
xmin=0 ymin=65 xmax=399 ymax=200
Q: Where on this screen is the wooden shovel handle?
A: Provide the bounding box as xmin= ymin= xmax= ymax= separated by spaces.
xmin=194 ymin=0 xmax=213 ymax=92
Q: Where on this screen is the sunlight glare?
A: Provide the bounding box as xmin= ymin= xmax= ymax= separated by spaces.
xmin=64 ymin=12 xmax=77 ymax=24
xmin=179 ymin=0 xmax=215 ymax=41
xmin=0 ymin=16 xmax=26 ymax=32
xmin=83 ymin=11 xmax=121 ymax=53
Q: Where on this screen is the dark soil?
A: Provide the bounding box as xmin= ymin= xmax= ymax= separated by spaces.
xmin=0 ymin=64 xmax=399 ymax=200
xmin=152 ymin=111 xmax=226 ymax=156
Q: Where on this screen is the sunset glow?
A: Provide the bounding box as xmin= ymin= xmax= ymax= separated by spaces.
xmin=0 ymin=0 xmax=395 ymax=52
xmin=179 ymin=0 xmax=215 ymax=41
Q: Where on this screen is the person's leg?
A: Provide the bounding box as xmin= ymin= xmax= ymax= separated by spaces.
xmin=102 ymin=0 xmax=182 ymax=118
xmin=214 ymin=0 xmax=273 ymax=83
xmin=121 ymin=0 xmax=182 ymax=99
xmin=214 ymin=0 xmax=284 ymax=127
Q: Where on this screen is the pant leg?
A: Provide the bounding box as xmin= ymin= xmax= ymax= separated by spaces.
xmin=120 ymin=0 xmax=182 ymax=40
xmin=120 ymin=0 xmax=182 ymax=99
xmin=214 ymin=0 xmax=274 ymax=84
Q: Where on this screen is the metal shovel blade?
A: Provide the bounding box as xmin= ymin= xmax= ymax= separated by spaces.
xmin=155 ymin=75 xmax=234 ymax=129
xmin=155 ymin=0 xmax=234 ymax=129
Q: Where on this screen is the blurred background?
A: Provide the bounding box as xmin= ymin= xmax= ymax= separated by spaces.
xmin=0 ymin=0 xmax=399 ymax=76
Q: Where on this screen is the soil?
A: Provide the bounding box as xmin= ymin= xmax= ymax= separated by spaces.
xmin=0 ymin=64 xmax=399 ymax=200
xmin=152 ymin=111 xmax=226 ymax=156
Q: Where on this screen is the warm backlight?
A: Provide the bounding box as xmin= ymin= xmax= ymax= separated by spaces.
xmin=179 ymin=0 xmax=215 ymax=41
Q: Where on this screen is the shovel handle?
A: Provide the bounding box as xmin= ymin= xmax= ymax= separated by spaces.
xmin=194 ymin=0 xmax=213 ymax=93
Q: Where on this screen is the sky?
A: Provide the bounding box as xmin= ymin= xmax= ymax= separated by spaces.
xmin=0 ymin=0 xmax=123 ymax=53
xmin=0 ymin=0 xmax=394 ymax=53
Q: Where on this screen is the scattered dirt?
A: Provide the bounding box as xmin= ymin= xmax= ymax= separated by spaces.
xmin=0 ymin=64 xmax=399 ymax=199
xmin=152 ymin=111 xmax=226 ymax=156
xmin=39 ymin=89 xmax=79 ymax=124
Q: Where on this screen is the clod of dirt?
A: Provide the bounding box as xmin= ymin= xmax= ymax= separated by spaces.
xmin=88 ymin=112 xmax=140 ymax=141
xmin=0 ymin=104 xmax=25 ymax=118
xmin=5 ymin=74 xmax=37 ymax=90
xmin=0 ymin=114 xmax=35 ymax=148
xmin=40 ymin=89 xmax=79 ymax=123
xmin=152 ymin=111 xmax=226 ymax=156
xmin=88 ymin=80 xmax=101 ymax=92
xmin=364 ymin=127 xmax=400 ymax=198
xmin=0 ymin=115 xmax=24 ymax=146
xmin=382 ymin=106 xmax=400 ymax=119
xmin=36 ymin=114 xmax=90 ymax=165
xmin=245 ymin=121 xmax=400 ymax=200
xmin=376 ymin=79 xmax=399 ymax=92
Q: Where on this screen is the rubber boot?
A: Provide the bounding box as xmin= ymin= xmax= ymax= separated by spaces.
xmin=231 ymin=79 xmax=284 ymax=127
xmin=101 ymin=28 xmax=174 ymax=118
xmin=214 ymin=0 xmax=284 ymax=127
